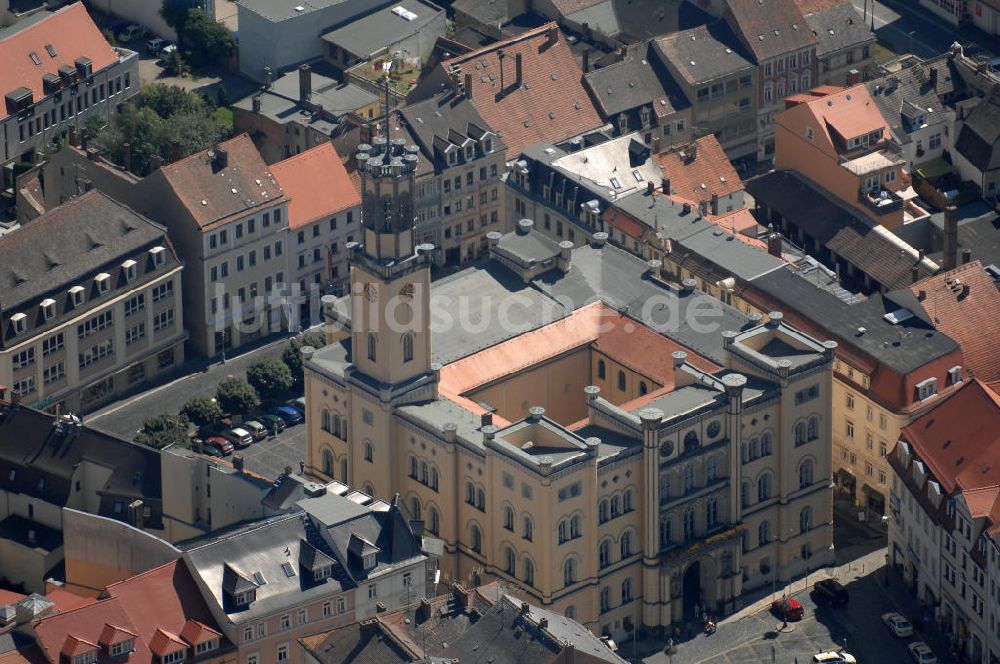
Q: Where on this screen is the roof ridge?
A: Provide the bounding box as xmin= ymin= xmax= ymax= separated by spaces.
xmin=0 ymin=1 xmax=76 ymax=45
xmin=448 ymin=21 xmax=559 ymax=62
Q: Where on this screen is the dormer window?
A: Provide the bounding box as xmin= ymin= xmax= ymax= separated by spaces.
xmin=483 ymin=138 xmax=493 ymax=153
xmin=73 ymin=652 xmax=98 ymax=664
xmin=234 ymin=589 xmax=255 ymax=607
xmin=916 ymin=377 xmax=937 ymax=401
xmin=40 ymin=298 xmax=55 ymax=320
xmin=447 ymin=150 xmax=457 ymax=166
xmin=10 ymin=312 xmax=26 ymax=335
xmin=363 ymin=553 xmax=376 ymax=570
xmin=313 ymin=565 xmax=332 ymax=582
xmin=69 ymin=285 xmax=85 ymax=307
xmin=194 ymin=641 xmax=218 ymax=656
xmin=122 ymin=259 xmax=137 ymax=281
xmin=948 ymin=366 xmax=963 ymax=384
xmin=110 ymin=640 xmax=134 ymax=657
xmin=95 ymin=273 xmax=111 ymax=294
xmin=162 ymin=651 xmax=184 ymax=664
xmin=149 ymin=246 xmax=165 ymax=265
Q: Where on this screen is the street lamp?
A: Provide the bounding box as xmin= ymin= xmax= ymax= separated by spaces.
xmin=884 ymin=552 xmax=890 ymax=587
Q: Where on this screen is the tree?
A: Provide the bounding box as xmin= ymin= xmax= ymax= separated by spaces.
xmin=282 ymin=331 xmax=327 ymax=386
xmin=216 ymin=377 xmax=259 ymax=415
xmin=178 ymin=8 xmax=235 ymax=67
xmin=180 ymin=397 xmax=223 ymax=426
xmin=247 ymin=358 xmax=293 ymax=399
xmin=160 ymin=48 xmax=190 ymax=77
xmin=135 ymin=414 xmax=189 ymax=449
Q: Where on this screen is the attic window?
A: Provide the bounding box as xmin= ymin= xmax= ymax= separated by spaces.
xmin=948 ymin=366 xmax=963 ymax=384
xmin=10 ymin=312 xmax=26 ymax=335
xmin=73 ymin=652 xmax=98 ymax=664
xmin=45 ymin=44 xmax=57 ymax=57
xmin=69 ymin=285 xmax=85 ymax=307
xmin=122 ymin=259 xmax=137 ymax=281
xmin=95 ymin=273 xmax=111 ymax=294
xmin=29 ymin=52 xmax=41 ymax=65
xmin=916 ymin=377 xmax=937 ymax=401
xmin=314 ymin=565 xmax=332 ymax=582
xmin=40 ymin=298 xmax=56 ymax=320
xmin=252 ymin=571 xmax=267 ymax=585
xmin=110 ymin=640 xmax=134 ymax=657
xmin=633 ymin=170 xmax=643 ymax=182
xmin=234 ymin=590 xmax=255 ymax=607
xmin=149 ymin=246 xmax=166 ymax=265
xmin=610 ymin=177 xmax=622 ymax=189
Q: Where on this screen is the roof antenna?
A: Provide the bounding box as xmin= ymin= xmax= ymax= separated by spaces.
xmin=382 ymin=58 xmax=393 ymax=165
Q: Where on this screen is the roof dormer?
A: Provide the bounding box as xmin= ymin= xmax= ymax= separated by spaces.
xmin=61 ymin=636 xmax=99 ymax=664
xmin=347 ymin=532 xmax=380 ymax=573
xmin=221 ymin=563 xmax=258 ymax=609
xmin=299 ymin=539 xmax=336 ymax=582
xmin=98 ymin=624 xmax=137 ymax=658
xmin=148 ymin=628 xmax=186 ymax=664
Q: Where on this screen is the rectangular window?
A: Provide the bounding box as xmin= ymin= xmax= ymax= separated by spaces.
xmin=12 ymin=348 xmax=35 ymax=370
xmin=323 ymin=601 xmax=332 ymax=617
xmin=125 ymin=323 xmax=146 ymax=346
xmin=42 ymin=334 xmax=64 ymax=357
xmin=13 ymin=377 xmax=36 ymax=396
xmin=152 ymin=281 xmax=173 ymax=302
xmin=337 ymin=596 xmax=346 ymax=613
xmin=124 ymin=294 xmax=145 ymax=317
xmin=153 ymin=309 xmax=175 ymax=332
xmin=43 ymin=361 xmax=65 ymax=385
xmin=77 ymin=311 xmax=113 ymax=338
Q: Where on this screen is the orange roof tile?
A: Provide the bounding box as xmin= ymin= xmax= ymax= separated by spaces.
xmin=44 ymin=589 xmax=96 ymax=613
xmin=911 ymin=261 xmax=1000 ymax=382
xmin=270 ymin=142 xmax=360 ymax=230
xmin=60 ymin=636 xmax=99 ymax=659
xmin=655 ymin=135 xmax=743 ymax=202
xmin=179 ymin=620 xmax=221 ymax=646
xmin=159 ymin=133 xmax=284 ymax=230
xmin=98 ymin=624 xmax=138 ymax=646
xmin=793 ymin=0 xmax=852 ymax=13
xmin=811 ymin=85 xmax=890 ymax=142
xmin=148 ymin=630 xmax=186 ymax=657
xmin=0 ymin=3 xmax=118 ymax=118
xmin=442 ymin=23 xmax=604 ymax=155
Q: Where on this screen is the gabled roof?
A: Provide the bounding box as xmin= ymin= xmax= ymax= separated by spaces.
xmin=60 ymin=636 xmax=98 ymax=658
xmin=147 ymin=630 xmax=186 ymax=657
xmin=653 ymin=20 xmax=754 ymax=85
xmin=655 ymin=134 xmax=743 ymax=201
xmin=0 ymin=3 xmax=118 ymax=117
xmin=270 ymin=142 xmax=360 ymax=230
xmin=221 ymin=563 xmax=257 ymax=595
xmin=782 ymin=84 xmax=890 ymax=145
xmin=804 ymin=3 xmax=872 ymax=58
xmin=866 ymin=64 xmax=948 ymax=143
xmin=178 ymin=620 xmax=220 ymax=647
xmin=97 ymin=624 xmax=137 ymax=646
xmin=421 ymin=23 xmax=604 ymax=155
xmin=909 ymin=261 xmax=1000 ymax=382
xmin=299 ymin=538 xmax=336 ymax=573
xmin=158 ymin=133 xmax=284 ymax=230
xmin=36 ymin=600 xmax=145 ymax=664
xmin=584 ymin=42 xmax=680 ymax=117
xmin=955 ymin=89 xmax=1000 ymax=173
xmin=724 ymin=0 xmax=816 ymax=62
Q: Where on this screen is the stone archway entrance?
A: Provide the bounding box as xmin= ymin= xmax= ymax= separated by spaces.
xmin=682 ymin=560 xmax=701 ymax=620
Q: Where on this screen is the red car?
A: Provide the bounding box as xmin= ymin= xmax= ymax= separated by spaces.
xmin=771 ymin=597 xmax=804 ymax=621
xmin=202 ymin=436 xmax=234 ymax=456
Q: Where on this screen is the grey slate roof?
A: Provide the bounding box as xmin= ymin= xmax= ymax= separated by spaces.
xmin=497 ymin=226 xmax=563 ymax=263
xmin=805 ymin=3 xmax=872 ymax=58
xmin=584 ymin=41 xmax=689 ymax=118
xmin=866 ymin=64 xmax=948 ymax=145
xmin=955 ymin=89 xmax=1000 ymax=173
xmin=237 ymin=0 xmax=363 ymax=22
xmin=654 ymin=21 xmax=755 ymax=85
xmin=674 ymin=223 xmax=786 ymax=281
xmin=724 ymin=0 xmax=816 ymax=62
xmin=396 ymin=91 xmax=503 ymax=172
xmin=320 ymin=0 xmax=444 ymax=59
xmin=610 ymin=0 xmax=714 ymax=42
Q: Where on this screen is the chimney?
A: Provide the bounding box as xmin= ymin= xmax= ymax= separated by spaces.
xmin=911 ymin=265 xmax=920 ymax=284
xmin=547 ymin=24 xmax=559 ymax=44
xmin=917 ymin=289 xmax=926 ymax=301
xmin=662 ymin=177 xmax=671 ymax=195
xmin=943 ymin=205 xmax=958 ymax=270
xmin=122 ymin=142 xmax=131 ymax=173
xmin=517 ymin=218 xmax=533 ymax=235
xmin=149 ymin=155 xmax=164 ymax=172
xmin=233 ymin=455 xmax=244 ymax=472
xmin=962 ymin=248 xmax=972 ymax=264
xmin=767 ymin=229 xmax=782 ymax=257
xmin=252 ymin=93 xmax=262 ymax=113
xmin=263 ymin=65 xmax=272 ymax=89
xmin=582 ymin=48 xmax=591 ymax=73
xmin=417 ymin=598 xmax=432 ymax=621
xmin=86 ymin=147 xmax=99 ymax=161
xmin=539 ymin=617 xmax=549 ymax=630
xmin=711 ymin=192 xmax=719 ymax=216
xmin=646 ymin=180 xmax=655 ymax=195
xmin=930 ymin=67 xmax=939 ymax=89
xmin=682 ymin=202 xmax=692 ymax=214
xmin=846 ymin=68 xmax=861 ymax=86
xmin=687 ymin=142 xmax=698 ymax=162
xmin=298 ymin=64 xmax=312 ymax=104
xmin=498 ymin=49 xmax=505 ymax=91
xmin=359 ymin=619 xmax=380 ymax=638
xmin=515 ymin=53 xmax=523 ymax=87
xmin=453 ymin=583 xmax=472 ymax=609
xmin=215 ymin=145 xmax=229 ymax=169
xmin=699 ymin=200 xmax=708 ymax=217
xmin=480 ymin=412 xmax=493 ymax=427
xmin=464 ymin=73 xmax=473 ymax=98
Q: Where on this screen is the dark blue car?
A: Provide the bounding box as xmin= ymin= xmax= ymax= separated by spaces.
xmin=270 ymin=405 xmax=303 ymax=425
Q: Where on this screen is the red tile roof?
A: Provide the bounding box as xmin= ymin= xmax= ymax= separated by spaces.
xmin=38 ymin=601 xmax=143 ymax=664
xmin=44 ymin=589 xmax=97 ymax=613
xmin=901 ymin=379 xmax=1000 ymax=496
xmin=0 ymin=589 xmax=25 ymax=606
xmin=911 ymin=261 xmax=1000 ymax=382
xmin=179 ymin=620 xmax=221 ymax=646
xmin=98 ymin=624 xmax=138 ymax=646
xmin=655 ymin=135 xmax=743 ymax=202
xmin=793 ymin=84 xmax=890 ymax=144
xmin=793 ymin=0 xmax=852 ymax=14
xmin=441 ymin=23 xmax=604 ymax=155
xmin=59 ymin=636 xmax=99 ymax=659
xmin=147 ymin=630 xmax=186 ymax=657
xmin=0 ymin=3 xmax=118 ymax=118
xmin=159 ymin=133 xmax=284 ymax=230
xmin=270 ymin=142 xmax=360 ymax=230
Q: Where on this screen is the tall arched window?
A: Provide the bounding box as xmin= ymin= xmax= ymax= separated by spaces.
xmin=429 ymin=507 xmax=440 ymax=534
xmin=620 ymin=531 xmax=633 ymax=557
xmin=639 ymin=381 xmax=648 ymax=396
xmin=706 ymin=456 xmax=719 ymax=482
xmin=322 ymin=449 xmax=333 ymax=476
xmin=340 ymin=458 xmax=348 ymax=482
xmin=660 ymin=473 xmax=670 ymax=500
xmin=600 ymin=586 xmax=611 ymax=613
xmin=523 ymin=515 xmax=533 ymax=541
xmin=799 ymin=458 xmax=814 ymax=488
xmin=617 ymin=370 xmax=626 ymax=391
xmin=794 ymin=421 xmax=807 ymax=445
xmin=367 ymin=332 xmax=377 ymax=361
xmin=741 ymin=480 xmax=751 ymax=507
xmin=659 ymin=518 xmax=672 ymax=548
xmin=476 ymin=488 xmax=485 ymax=510
xmin=430 ymin=468 xmax=439 ymax=490
xmin=759 ymin=520 xmax=771 ymax=547
xmin=321 ymin=409 xmax=330 ymax=432
xmin=364 ymin=441 xmax=374 ymax=462
xmin=611 ymin=496 xmax=621 ymax=518
xmin=599 ymin=539 xmax=611 ymax=568
xmin=332 ymin=413 xmax=341 ymax=438
xmin=466 ymin=481 xmax=475 ymax=504
xmin=800 ymin=506 xmax=812 ymax=534
xmin=523 ymin=558 xmax=535 ymax=586
xmin=750 ymin=436 xmax=760 ymax=459
xmin=707 ymin=499 xmax=719 ymax=528
xmin=558 ymin=520 xmax=568 ymax=543
xmin=402 ymin=333 xmax=414 ymax=363
xmin=683 ymin=509 xmax=696 ymax=541
xmin=420 ymin=461 xmax=428 ymax=484
xmin=470 ymin=525 xmax=482 ymax=553
xmin=410 ymin=496 xmax=421 ymax=520
xmin=807 ymin=415 xmax=820 ymax=441
xmin=503 ymin=506 xmax=514 ymax=530
xmin=762 ymin=431 xmax=773 ymax=456
xmin=684 ymin=431 xmax=699 ymax=451
xmin=503 ymin=547 xmax=515 ymax=574
xmin=757 ymin=472 xmax=772 ymax=501
xmin=683 ymin=465 xmax=696 ymax=492
xmin=409 ymin=456 xmax=418 ymax=479
xmin=597 ymin=359 xmax=606 ymax=379
xmin=570 ymin=515 xmax=581 ymax=539
xmin=563 ymin=558 xmax=577 ymax=586
xmin=599 ymin=499 xmax=609 ymax=523
xmin=623 ymin=488 xmax=634 ymax=512
xmin=621 ymin=578 xmax=633 ymax=603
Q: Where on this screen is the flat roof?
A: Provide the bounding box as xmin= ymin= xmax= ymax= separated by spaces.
xmin=321 ymin=0 xmax=443 ymax=58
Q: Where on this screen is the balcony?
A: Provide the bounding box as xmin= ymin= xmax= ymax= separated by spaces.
xmin=858 ymin=187 xmax=904 ymax=215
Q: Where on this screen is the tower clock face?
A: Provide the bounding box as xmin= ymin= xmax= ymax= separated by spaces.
xmin=364 ymin=282 xmax=378 ymax=302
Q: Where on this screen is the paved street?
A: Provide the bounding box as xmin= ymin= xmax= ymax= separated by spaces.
xmin=230 ymin=419 xmax=308 ymax=480
xmin=851 ymin=0 xmax=1000 ymax=58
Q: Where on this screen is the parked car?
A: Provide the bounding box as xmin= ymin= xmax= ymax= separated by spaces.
xmin=244 ymin=420 xmax=268 ymax=441
xmin=224 ymin=427 xmax=255 ymax=449
xmin=287 ymin=397 xmax=306 ymax=414
xmin=109 ymin=20 xmax=130 ymax=35
xmin=158 ymin=44 xmax=177 ymax=63
xmin=812 ymin=652 xmax=856 ymax=664
xmin=202 ymin=435 xmax=234 ymax=456
xmin=117 ymin=24 xmax=148 ymax=43
xmin=146 ymin=37 xmax=167 ymax=54
xmin=271 ymin=405 xmax=304 ymax=425
xmin=882 ymin=612 xmax=914 ymax=638
xmin=812 ymin=579 xmax=849 ymax=607
xmin=907 ymin=642 xmax=938 ymax=664
xmin=771 ymin=597 xmax=804 ymax=622
xmin=258 ymin=413 xmax=285 ymax=434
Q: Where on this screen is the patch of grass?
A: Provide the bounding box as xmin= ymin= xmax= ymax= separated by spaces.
xmin=214 ymin=106 xmax=234 ymax=129
xmin=874 ymin=40 xmax=900 ymax=64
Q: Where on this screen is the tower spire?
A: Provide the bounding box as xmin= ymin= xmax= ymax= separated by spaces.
xmin=383 ymin=62 xmax=392 ymax=165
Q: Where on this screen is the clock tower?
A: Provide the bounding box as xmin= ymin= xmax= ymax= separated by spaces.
xmin=348 ymin=96 xmax=434 ymax=387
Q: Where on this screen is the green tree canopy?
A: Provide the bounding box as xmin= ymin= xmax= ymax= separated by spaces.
xmin=282 ymin=331 xmax=327 ymax=386
xmin=216 ymin=377 xmax=259 ymax=416
xmin=135 ymin=414 xmax=189 ymax=449
xmin=247 ymin=358 xmax=294 ymax=399
xmin=180 ymin=397 xmax=223 ymax=426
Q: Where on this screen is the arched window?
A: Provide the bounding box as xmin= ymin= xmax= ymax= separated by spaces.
xmin=620 ymin=531 xmax=633 ymax=558
xmin=762 ymin=431 xmax=773 ymax=456
xmin=333 ymin=413 xmax=342 ymax=438
xmin=341 ymin=419 xmax=347 ymax=440
xmin=470 ymin=525 xmax=482 ymax=553
xmin=807 ymin=415 xmax=820 ymax=441
xmin=599 ymin=539 xmax=611 ymax=568
xmin=476 ymin=488 xmax=485 ymax=510
xmin=340 ymin=458 xmax=348 ymax=482
xmin=597 ymin=359 xmax=606 ymax=380
xmin=621 ymin=578 xmax=633 ymax=603
xmin=683 ymin=508 xmax=696 ymax=541
xmin=757 ymin=472 xmax=772 ymax=501
xmin=565 ymin=605 xmax=575 ymax=619
xmin=799 ymin=458 xmax=814 ymax=488
xmin=707 ymin=499 xmax=719 ymax=528
xmin=750 ymin=436 xmax=760 ymax=460
xmin=639 ymin=381 xmax=648 ymax=396
xmin=599 ymin=499 xmax=609 ymax=523
xmin=741 ymin=442 xmax=749 ymax=464
xmin=367 ymin=332 xmax=377 ymax=362
xmin=611 ymin=496 xmax=621 ymax=518
xmin=322 ymin=449 xmax=333 ymax=476
xmin=623 ymin=488 xmax=634 ymax=513
xmin=684 ymin=430 xmax=699 ymax=451
xmin=758 ymin=520 xmax=771 ymax=547
xmin=402 ymin=333 xmax=414 ymax=363
xmin=523 ymin=558 xmax=535 ymax=586
xmin=660 ymin=473 xmax=671 ymax=499
xmin=503 ymin=547 xmax=515 ymax=574
xmin=563 ymin=558 xmax=577 ymax=586
xmin=466 ymin=481 xmax=475 ymax=504
xmin=558 ymin=520 xmax=568 ymax=544
xmin=659 ymin=518 xmax=672 ymax=548
xmin=410 ymin=496 xmax=421 ymax=520
xmin=409 ymin=456 xmax=418 ymax=479
xmin=600 ymin=586 xmax=611 ymax=613
xmin=321 ymin=409 xmax=330 ymax=432
xmin=420 ymin=461 xmax=428 ymax=484
xmin=741 ymin=480 xmax=751 ymax=507
xmin=683 ymin=465 xmax=696 ymax=492
xmin=523 ymin=515 xmax=533 ymax=541
xmin=617 ymin=370 xmax=626 ymax=391
xmin=503 ymin=506 xmax=514 ymax=531
xmin=570 ymin=515 xmax=581 ymax=538
xmin=430 ymin=467 xmax=439 ymax=490
xmin=706 ymin=456 xmax=719 ymax=482
xmin=364 ymin=441 xmax=374 ymax=462
xmin=429 ymin=507 xmax=440 ymax=534
xmin=794 ymin=421 xmax=807 ymax=445
xmin=800 ymin=506 xmax=812 ymax=534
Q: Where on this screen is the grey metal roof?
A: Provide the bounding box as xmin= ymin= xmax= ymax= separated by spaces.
xmin=637 ymin=383 xmax=722 ymax=417
xmin=397 ymin=91 xmax=503 ymax=170
xmin=513 ymin=595 xmax=628 ymax=663
xmin=320 ymin=0 xmax=444 ymax=59
xmin=396 ymin=398 xmax=489 ymax=449
xmin=674 ymin=223 xmax=785 ymax=282
xmin=496 ymin=227 xmax=563 ymax=263
xmin=610 ymin=0 xmax=714 ymax=42
xmin=654 ymin=20 xmax=754 ymax=85
xmin=611 ymin=189 xmax=709 ymax=240
xmin=237 ymin=0 xmax=355 ymax=22
xmin=233 ymin=70 xmax=378 ymax=130
xmin=805 ymin=3 xmax=873 ymax=58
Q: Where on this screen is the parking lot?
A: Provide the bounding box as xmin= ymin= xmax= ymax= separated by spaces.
xmin=227 ymin=416 xmax=308 ymax=479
